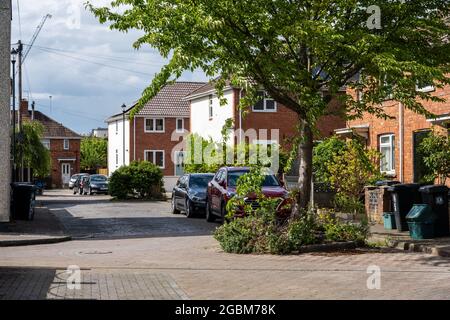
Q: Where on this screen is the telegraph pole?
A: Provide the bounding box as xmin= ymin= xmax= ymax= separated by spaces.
xmin=17 ymin=40 xmax=23 ymax=131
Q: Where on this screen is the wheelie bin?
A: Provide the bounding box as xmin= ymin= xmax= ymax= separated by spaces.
xmin=11 ymin=183 xmax=37 ymax=221
xmin=419 ymin=185 xmax=449 ymax=237
xmin=387 ymin=184 xmax=422 ymax=232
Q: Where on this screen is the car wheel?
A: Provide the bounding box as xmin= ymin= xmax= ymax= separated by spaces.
xmin=73 ymin=189 xmax=77 ymax=195
xmin=185 ymin=199 xmax=195 ymax=218
xmin=89 ymin=188 xmax=93 ymax=196
xmin=171 ymin=196 xmax=181 ymax=214
xmin=221 ymin=202 xmax=228 ymax=221
xmin=206 ymin=199 xmax=215 ymax=222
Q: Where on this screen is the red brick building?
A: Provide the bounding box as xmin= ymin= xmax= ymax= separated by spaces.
xmin=19 ymin=100 xmax=81 ymax=188
xmin=338 ymin=85 xmax=450 ymax=185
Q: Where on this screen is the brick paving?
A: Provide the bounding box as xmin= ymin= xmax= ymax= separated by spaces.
xmin=0 ymin=268 xmax=188 ymax=300
xmin=0 ymin=189 xmax=449 ymax=300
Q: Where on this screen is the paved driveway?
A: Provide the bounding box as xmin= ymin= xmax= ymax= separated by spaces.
xmin=41 ymin=190 xmax=215 ymax=240
xmin=1 ymin=189 xmax=450 ymax=300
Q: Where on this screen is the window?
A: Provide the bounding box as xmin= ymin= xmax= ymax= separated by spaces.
xmin=115 ymin=121 xmax=119 ymax=134
xmin=42 ymin=139 xmax=50 ymax=150
xmin=209 ymin=95 xmax=213 ymax=119
xmin=253 ymin=91 xmax=277 ymax=112
xmin=145 ymin=150 xmax=165 ymax=168
xmin=379 ymin=134 xmax=395 ymax=174
xmin=176 ymin=118 xmax=184 ymax=133
xmin=416 ymin=82 xmax=435 ymax=93
xmin=115 ymin=149 xmax=119 ymax=166
xmin=63 ymin=139 xmax=70 ymax=150
xmin=145 ymin=118 xmax=165 ymax=132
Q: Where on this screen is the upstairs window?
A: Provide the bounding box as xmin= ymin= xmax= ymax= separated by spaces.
xmin=63 ymin=139 xmax=70 ymax=150
xmin=416 ymin=81 xmax=435 ymax=93
xmin=209 ymin=95 xmax=213 ymax=119
xmin=253 ymin=91 xmax=277 ymax=112
xmin=145 ymin=118 xmax=165 ymax=133
xmin=176 ymin=118 xmax=184 ymax=133
xmin=42 ymin=139 xmax=50 ymax=150
xmin=379 ymin=134 xmax=395 ymax=174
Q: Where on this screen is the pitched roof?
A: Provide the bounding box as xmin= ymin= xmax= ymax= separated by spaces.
xmin=184 ymin=79 xmax=234 ymax=100
xmin=135 ymin=82 xmax=206 ymax=117
xmin=21 ymin=111 xmax=81 ymax=138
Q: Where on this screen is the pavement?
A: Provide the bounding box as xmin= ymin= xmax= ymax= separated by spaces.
xmin=0 ymin=189 xmax=450 ymax=299
xmin=370 ymin=224 xmax=450 ymax=257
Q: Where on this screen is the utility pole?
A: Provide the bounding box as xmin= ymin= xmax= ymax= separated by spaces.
xmin=17 ymin=40 xmax=23 ymax=131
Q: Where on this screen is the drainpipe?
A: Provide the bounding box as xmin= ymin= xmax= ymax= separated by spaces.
xmin=133 ymin=116 xmax=136 ymax=161
xmin=239 ymin=89 xmax=243 ymax=144
xmin=31 ymin=101 xmax=35 ymax=121
xmin=399 ymin=102 xmax=404 ymax=182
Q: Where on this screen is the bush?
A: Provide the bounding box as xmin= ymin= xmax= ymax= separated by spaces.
xmin=213 ymin=167 xmax=369 ymax=255
xmin=109 ymin=161 xmax=164 ymax=200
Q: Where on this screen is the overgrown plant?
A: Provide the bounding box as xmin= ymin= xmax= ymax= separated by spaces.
xmin=418 ymin=130 xmax=450 ymax=185
xmin=80 ymin=137 xmax=107 ymax=171
xmin=15 ymin=120 xmax=51 ymax=178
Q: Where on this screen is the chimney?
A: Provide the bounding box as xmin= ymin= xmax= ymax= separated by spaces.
xmin=19 ymin=99 xmax=29 ymax=118
xmin=31 ymin=101 xmax=35 ymax=121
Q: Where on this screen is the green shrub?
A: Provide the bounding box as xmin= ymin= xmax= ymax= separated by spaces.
xmin=287 ymin=215 xmax=318 ymax=249
xmin=323 ymin=220 xmax=369 ymax=246
xmin=214 ymin=216 xmax=263 ymax=254
xmin=109 ymin=161 xmax=164 ymax=200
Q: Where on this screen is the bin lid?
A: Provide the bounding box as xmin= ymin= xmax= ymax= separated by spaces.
xmin=419 ymin=185 xmax=449 ymax=193
xmin=388 ymin=183 xmax=421 ymax=192
xmin=376 ymin=180 xmax=401 ymax=187
xmin=406 ymin=204 xmax=437 ymax=222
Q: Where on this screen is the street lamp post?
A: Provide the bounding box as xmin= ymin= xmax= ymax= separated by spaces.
xmin=121 ymin=104 xmax=126 ymax=166
xmin=11 ymin=49 xmax=18 ymax=183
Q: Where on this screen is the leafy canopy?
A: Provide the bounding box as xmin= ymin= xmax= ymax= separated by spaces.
xmin=88 ymin=0 xmax=450 ymax=124
xmin=80 ymin=136 xmax=108 ymax=171
xmin=418 ymin=130 xmax=450 ymax=185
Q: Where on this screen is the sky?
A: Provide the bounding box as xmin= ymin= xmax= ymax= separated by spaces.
xmin=10 ymin=0 xmax=208 ymax=134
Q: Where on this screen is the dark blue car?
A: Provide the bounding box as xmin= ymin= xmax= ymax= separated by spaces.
xmin=171 ymin=173 xmax=215 ymax=218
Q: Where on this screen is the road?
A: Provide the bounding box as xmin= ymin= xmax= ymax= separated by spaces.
xmin=0 ymin=189 xmax=450 ymax=300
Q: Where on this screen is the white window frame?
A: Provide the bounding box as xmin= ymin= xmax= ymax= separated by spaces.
xmin=42 ymin=139 xmax=50 ymax=150
xmin=63 ymin=139 xmax=70 ymax=150
xmin=379 ymin=134 xmax=395 ymax=175
xmin=176 ymin=118 xmax=184 ymax=133
xmin=144 ymin=150 xmax=165 ymax=169
xmin=144 ymin=118 xmax=165 ymax=133
xmin=209 ymin=95 xmax=214 ymax=120
xmin=115 ymin=120 xmax=118 ymax=135
xmin=252 ymin=91 xmax=277 ymax=112
xmin=115 ymin=149 xmax=119 ymax=166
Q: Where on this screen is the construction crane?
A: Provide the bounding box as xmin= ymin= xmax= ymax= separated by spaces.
xmin=22 ymin=13 xmax=52 ymax=64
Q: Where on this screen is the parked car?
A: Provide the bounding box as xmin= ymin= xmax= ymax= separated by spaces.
xmin=73 ymin=175 xmax=90 ymax=195
xmin=84 ymin=174 xmax=109 ymax=195
xmin=206 ymin=167 xmax=291 ymax=222
xmin=69 ymin=173 xmax=89 ymax=189
xmin=172 ymin=173 xmax=215 ymax=217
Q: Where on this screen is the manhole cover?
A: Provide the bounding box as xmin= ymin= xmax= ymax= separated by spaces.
xmin=78 ymin=250 xmax=112 ymax=255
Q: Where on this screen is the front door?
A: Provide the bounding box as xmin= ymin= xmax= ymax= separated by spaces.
xmin=61 ymin=163 xmax=71 ymax=187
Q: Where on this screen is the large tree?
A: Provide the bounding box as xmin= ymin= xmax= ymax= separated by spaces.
xmin=88 ymin=0 xmax=450 ymax=208
xmin=80 ymin=136 xmax=108 ymax=171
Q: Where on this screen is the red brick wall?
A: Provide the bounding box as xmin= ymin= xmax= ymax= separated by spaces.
xmin=130 ymin=117 xmax=189 ymax=176
xmin=49 ymin=139 xmax=81 ymax=188
xmin=233 ymin=89 xmax=346 ymax=147
xmin=347 ymin=85 xmax=450 ymax=185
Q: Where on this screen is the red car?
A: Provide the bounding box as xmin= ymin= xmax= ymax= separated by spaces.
xmin=205 ymin=167 xmax=291 ymax=222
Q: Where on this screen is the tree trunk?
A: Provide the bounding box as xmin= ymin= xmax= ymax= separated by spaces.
xmin=297 ymin=120 xmax=313 ymax=211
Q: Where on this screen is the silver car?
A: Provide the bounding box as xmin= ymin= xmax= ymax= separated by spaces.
xmin=69 ymin=173 xmax=89 ymax=189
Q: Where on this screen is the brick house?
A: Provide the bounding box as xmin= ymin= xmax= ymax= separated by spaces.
xmin=337 ymin=84 xmax=450 ymax=185
xmin=18 ymin=99 xmax=81 ymax=188
xmin=106 ymin=82 xmax=206 ymax=190
xmin=185 ymin=81 xmax=346 ymax=176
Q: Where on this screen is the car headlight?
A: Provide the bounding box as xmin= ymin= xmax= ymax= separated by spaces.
xmin=90 ymin=184 xmax=98 ymax=188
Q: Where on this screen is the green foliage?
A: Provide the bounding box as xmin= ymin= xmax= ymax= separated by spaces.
xmin=16 ymin=121 xmax=51 ymax=178
xmin=183 ymin=133 xmax=289 ymax=175
xmin=109 ymin=161 xmax=164 ymax=200
xmin=418 ymin=130 xmax=450 ymax=185
xmin=326 ymin=139 xmax=384 ymax=214
xmin=214 ymin=167 xmax=369 ymax=254
xmin=88 ymin=0 xmax=450 ymax=124
xmin=313 ymin=136 xmax=346 ymax=182
xmin=80 ymin=137 xmax=107 ymax=171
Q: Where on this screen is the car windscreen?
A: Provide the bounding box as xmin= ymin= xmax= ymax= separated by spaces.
xmin=189 ymin=175 xmax=214 ymax=189
xmin=228 ymin=170 xmax=280 ymax=187
xmin=90 ymin=176 xmax=107 ymax=182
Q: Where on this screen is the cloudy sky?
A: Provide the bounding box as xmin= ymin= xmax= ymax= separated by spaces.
xmin=11 ymin=0 xmax=208 ymax=134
